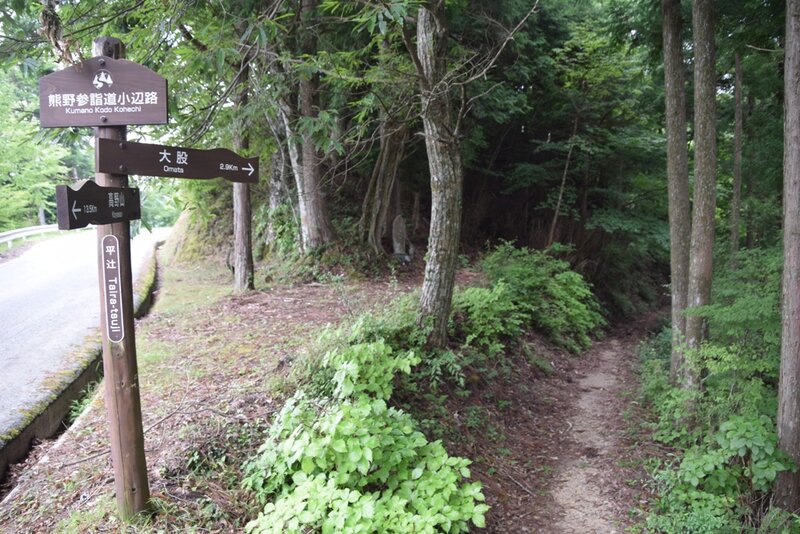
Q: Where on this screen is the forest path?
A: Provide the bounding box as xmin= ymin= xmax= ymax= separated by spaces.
xmin=538 ymin=322 xmax=658 ymax=533
xmin=550 ymin=339 xmax=632 ymax=532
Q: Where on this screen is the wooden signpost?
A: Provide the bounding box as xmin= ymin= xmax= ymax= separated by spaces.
xmin=97 ymin=139 xmax=259 ymax=183
xmin=43 ymin=36 xmax=258 ymax=519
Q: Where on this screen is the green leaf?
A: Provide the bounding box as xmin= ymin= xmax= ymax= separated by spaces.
xmin=301 ymin=456 xmax=315 ymax=474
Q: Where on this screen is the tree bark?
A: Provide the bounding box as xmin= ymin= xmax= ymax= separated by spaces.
xmin=262 ymin=110 xmax=296 ymax=252
xmin=684 ymin=0 xmax=717 ymax=389
xmin=745 ymin=92 xmax=756 ymax=249
xmin=413 ymin=4 xmax=463 ymax=348
xmin=360 ymin=119 xmax=408 ymax=254
xmin=730 ymin=53 xmax=743 ymax=265
xmin=775 ymin=0 xmax=800 ymax=511
xmin=297 ymin=0 xmax=335 ymax=252
xmin=662 ymin=0 xmax=692 ymax=384
xmin=265 ymin=143 xmax=292 ymax=250
xmin=232 ymin=56 xmax=254 ymax=293
xmin=411 ymin=191 xmax=421 ymax=237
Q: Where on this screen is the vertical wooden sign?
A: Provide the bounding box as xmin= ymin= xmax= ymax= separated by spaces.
xmin=92 ymin=37 xmax=150 ymax=518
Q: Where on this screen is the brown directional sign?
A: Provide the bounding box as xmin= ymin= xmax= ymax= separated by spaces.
xmin=97 ymin=139 xmax=259 ymax=183
xmin=55 ymin=180 xmax=141 ymax=230
xmin=39 ymin=56 xmax=168 ymax=128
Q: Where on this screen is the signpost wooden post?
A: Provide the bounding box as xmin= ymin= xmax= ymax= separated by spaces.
xmin=92 ymin=37 xmax=150 ymax=518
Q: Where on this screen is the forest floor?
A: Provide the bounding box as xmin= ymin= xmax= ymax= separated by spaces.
xmin=0 ymin=257 xmax=662 ymax=533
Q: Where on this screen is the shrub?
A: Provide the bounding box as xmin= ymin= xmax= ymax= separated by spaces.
xmin=449 ymin=282 xmax=527 ymax=358
xmin=637 ymin=326 xmax=794 ymax=530
xmin=482 ymin=243 xmax=605 ymax=352
xmin=242 ymin=394 xmax=487 ymax=533
xmin=695 ymin=246 xmax=782 ymax=360
xmin=243 ymin=335 xmax=487 ymax=533
xmin=323 ymin=340 xmax=419 ymax=401
xmin=646 ymin=414 xmax=792 ymax=532
xmin=348 ymin=293 xmax=430 ymax=353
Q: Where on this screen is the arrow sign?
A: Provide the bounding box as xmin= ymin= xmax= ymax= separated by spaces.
xmin=97 ymin=139 xmax=259 ymax=184
xmin=55 ymin=180 xmax=141 ymax=230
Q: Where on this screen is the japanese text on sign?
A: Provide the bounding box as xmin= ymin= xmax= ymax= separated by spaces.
xmin=47 ymin=91 xmax=159 ymax=115
xmin=159 ymin=148 xmax=189 ymax=174
xmin=102 ymin=235 xmax=124 ymax=343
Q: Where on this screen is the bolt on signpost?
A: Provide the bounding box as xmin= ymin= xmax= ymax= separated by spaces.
xmin=42 ymin=36 xmax=259 ymax=520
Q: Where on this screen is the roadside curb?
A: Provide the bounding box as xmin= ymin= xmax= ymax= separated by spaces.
xmin=0 ymin=238 xmax=162 ymax=486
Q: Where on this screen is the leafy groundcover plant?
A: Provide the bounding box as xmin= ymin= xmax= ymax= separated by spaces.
xmin=242 ymin=340 xmax=488 ymax=533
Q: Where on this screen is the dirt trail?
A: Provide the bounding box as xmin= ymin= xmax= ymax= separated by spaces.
xmin=550 ymin=339 xmax=631 ymax=532
xmin=450 ymin=318 xmax=656 ymax=532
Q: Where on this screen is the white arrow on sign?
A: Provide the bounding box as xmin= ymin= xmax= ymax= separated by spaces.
xmin=71 ymin=201 xmax=82 ymax=220
xmin=243 ymin=162 xmax=254 ymax=176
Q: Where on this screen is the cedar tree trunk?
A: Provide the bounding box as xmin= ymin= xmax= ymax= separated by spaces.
xmin=775 ymin=0 xmax=800 ymax=511
xmin=232 ymin=57 xmax=254 ymax=293
xmin=297 ymin=0 xmax=334 ymax=252
xmin=730 ymin=53 xmax=743 ymax=264
xmin=661 ymin=0 xmax=692 ymax=384
xmin=684 ymin=0 xmax=717 ymax=389
xmin=360 ymin=119 xmax=408 ymax=254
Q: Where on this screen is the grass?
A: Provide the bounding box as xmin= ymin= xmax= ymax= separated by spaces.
xmin=152 ymin=261 xmax=232 ymax=316
xmin=67 ymin=382 xmax=99 ymax=424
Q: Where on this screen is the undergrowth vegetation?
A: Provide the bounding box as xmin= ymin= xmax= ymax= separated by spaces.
xmin=637 ymin=246 xmax=799 ymax=532
xmin=240 ymin=244 xmax=604 ymax=532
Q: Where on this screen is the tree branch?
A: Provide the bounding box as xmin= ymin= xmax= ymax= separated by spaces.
xmin=178 ymin=23 xmax=209 ymax=53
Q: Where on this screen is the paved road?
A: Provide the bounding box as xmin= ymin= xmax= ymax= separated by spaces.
xmin=0 ymin=229 xmax=165 ymax=434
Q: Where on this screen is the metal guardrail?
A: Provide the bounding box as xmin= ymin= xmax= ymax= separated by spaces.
xmin=0 ymin=224 xmax=59 ymax=249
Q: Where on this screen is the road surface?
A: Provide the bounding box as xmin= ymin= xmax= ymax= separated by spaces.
xmin=0 ymin=229 xmax=166 ymax=435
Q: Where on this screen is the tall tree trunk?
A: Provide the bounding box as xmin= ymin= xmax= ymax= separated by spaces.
xmin=411 ymin=191 xmax=421 ymax=237
xmin=662 ymin=0 xmax=692 ymax=384
xmin=414 ymin=4 xmax=463 ymax=348
xmin=297 ymin=0 xmax=334 ymax=252
xmin=745 ymin=92 xmax=756 ymax=249
xmin=263 ymin=110 xmax=296 ymax=251
xmin=730 ymin=53 xmax=743 ymax=265
xmin=775 ymin=0 xmax=800 ymax=511
xmin=232 ymin=45 xmax=254 ymax=293
xmin=684 ymin=0 xmax=717 ymax=388
xmin=360 ymin=120 xmax=408 ymax=254
xmin=547 ymin=113 xmax=579 ymax=248
xmin=576 ymin=154 xmax=590 ymax=248
xmin=265 ymin=144 xmax=293 ymax=250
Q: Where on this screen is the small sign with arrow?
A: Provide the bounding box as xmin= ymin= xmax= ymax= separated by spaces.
xmin=55 ymin=180 xmax=141 ymax=230
xmin=97 ymin=139 xmax=259 ymax=183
